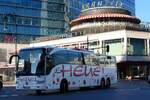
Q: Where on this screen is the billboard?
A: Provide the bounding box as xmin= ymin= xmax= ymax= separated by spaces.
xmin=82 ymin=0 xmax=123 ymax=10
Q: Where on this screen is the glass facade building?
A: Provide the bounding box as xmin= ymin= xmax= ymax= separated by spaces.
xmin=65 ymin=0 xmax=89 ymax=20
xmin=0 ymin=0 xmax=65 ymax=43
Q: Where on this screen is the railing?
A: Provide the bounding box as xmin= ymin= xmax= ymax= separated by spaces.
xmin=33 ymin=22 xmax=150 ymax=42
xmin=33 ymin=34 xmax=72 ymax=42
xmin=71 ymin=21 xmax=150 ymax=36
xmin=140 ymin=22 xmax=150 ymax=31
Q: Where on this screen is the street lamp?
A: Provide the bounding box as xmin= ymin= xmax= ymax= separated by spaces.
xmin=3 ymin=13 xmax=18 ymax=70
xmin=12 ymin=13 xmax=17 ymax=56
xmin=4 ymin=13 xmax=17 ymax=54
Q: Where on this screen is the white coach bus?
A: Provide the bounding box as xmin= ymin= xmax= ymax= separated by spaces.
xmin=9 ymin=46 xmax=117 ymax=94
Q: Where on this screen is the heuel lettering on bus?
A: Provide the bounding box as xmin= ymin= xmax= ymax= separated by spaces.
xmin=59 ymin=64 xmax=101 ymax=77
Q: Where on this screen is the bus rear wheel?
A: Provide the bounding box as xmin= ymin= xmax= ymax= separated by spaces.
xmin=106 ymin=78 xmax=111 ymax=88
xmin=60 ymin=80 xmax=68 ymax=93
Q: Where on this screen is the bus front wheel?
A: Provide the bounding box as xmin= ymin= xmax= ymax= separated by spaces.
xmin=60 ymin=80 xmax=68 ymax=93
xmin=106 ymin=78 xmax=111 ymax=88
xmin=36 ymin=90 xmax=42 ymax=95
xmin=100 ymin=79 xmax=105 ymax=89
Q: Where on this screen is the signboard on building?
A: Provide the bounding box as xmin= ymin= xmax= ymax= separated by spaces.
xmin=82 ymin=0 xmax=123 ymax=10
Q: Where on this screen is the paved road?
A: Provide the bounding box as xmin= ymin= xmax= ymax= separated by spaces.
xmin=0 ymin=80 xmax=150 ymax=100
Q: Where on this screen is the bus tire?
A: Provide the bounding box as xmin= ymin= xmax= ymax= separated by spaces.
xmin=60 ymin=79 xmax=68 ymax=94
xmin=106 ymin=78 xmax=111 ymax=88
xmin=0 ymin=81 xmax=3 ymax=90
xmin=100 ymin=79 xmax=105 ymax=89
xmin=36 ymin=90 xmax=42 ymax=95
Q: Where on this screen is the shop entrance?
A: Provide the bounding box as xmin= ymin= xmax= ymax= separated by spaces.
xmin=131 ymin=66 xmax=147 ymax=79
xmin=117 ymin=62 xmax=150 ymax=80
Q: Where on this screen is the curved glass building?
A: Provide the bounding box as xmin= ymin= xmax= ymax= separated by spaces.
xmin=66 ymin=0 xmax=135 ymax=21
xmin=81 ymin=0 xmax=135 ymax=15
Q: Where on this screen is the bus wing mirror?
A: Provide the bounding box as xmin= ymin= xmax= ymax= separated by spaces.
xmin=9 ymin=55 xmax=14 ymax=64
xmin=9 ymin=55 xmax=20 ymax=64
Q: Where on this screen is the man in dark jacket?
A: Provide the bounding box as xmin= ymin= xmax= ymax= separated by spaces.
xmin=36 ymin=48 xmax=46 ymax=75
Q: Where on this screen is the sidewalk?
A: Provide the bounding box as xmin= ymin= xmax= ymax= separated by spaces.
xmin=115 ymin=79 xmax=150 ymax=90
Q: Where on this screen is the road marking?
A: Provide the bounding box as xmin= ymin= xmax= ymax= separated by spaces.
xmin=114 ymin=88 xmax=140 ymax=92
xmin=0 ymin=95 xmax=10 ymax=97
xmin=11 ymin=94 xmax=18 ymax=97
xmin=0 ymin=94 xmax=19 ymax=97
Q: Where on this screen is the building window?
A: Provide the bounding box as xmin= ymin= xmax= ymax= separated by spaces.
xmin=0 ymin=15 xmax=3 ymax=23
xmin=23 ymin=18 xmax=32 ymax=25
xmin=48 ymin=12 xmax=64 ymax=20
xmin=103 ymin=39 xmax=124 ymax=56
xmin=17 ymin=17 xmax=23 ymax=25
xmin=127 ymin=38 xmax=147 ymax=56
xmin=89 ymin=41 xmax=99 ymax=46
xmin=32 ymin=18 xmax=40 ymax=26
xmin=47 ymin=3 xmax=64 ymax=12
xmin=0 ymin=49 xmax=7 ymax=62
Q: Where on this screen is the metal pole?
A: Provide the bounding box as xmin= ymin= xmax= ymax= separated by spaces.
xmin=87 ymin=36 xmax=89 ymax=50
xmin=10 ymin=13 xmax=17 ymax=71
xmin=14 ymin=14 xmax=17 ymax=55
xmin=13 ymin=13 xmax=18 ymax=71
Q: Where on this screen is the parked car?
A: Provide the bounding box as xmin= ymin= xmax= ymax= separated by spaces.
xmin=0 ymin=75 xmax=3 ymax=90
xmin=148 ymin=75 xmax=150 ymax=84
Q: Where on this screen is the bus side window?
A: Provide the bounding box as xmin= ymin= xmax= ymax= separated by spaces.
xmin=83 ymin=53 xmax=91 ymax=66
xmin=91 ymin=56 xmax=99 ymax=66
xmin=99 ymin=58 xmax=104 ymax=65
xmin=52 ymin=50 xmax=69 ymax=66
xmin=68 ymin=51 xmax=83 ymax=65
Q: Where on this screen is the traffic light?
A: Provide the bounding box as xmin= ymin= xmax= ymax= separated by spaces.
xmin=106 ymin=45 xmax=109 ymax=52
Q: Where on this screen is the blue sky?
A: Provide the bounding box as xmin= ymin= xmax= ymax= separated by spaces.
xmin=136 ymin=0 xmax=150 ymax=22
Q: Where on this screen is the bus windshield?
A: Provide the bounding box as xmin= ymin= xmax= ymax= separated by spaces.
xmin=17 ymin=48 xmax=47 ymax=76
